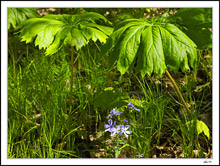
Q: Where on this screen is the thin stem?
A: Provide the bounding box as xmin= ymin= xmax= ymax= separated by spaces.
xmin=165 ymin=70 xmax=190 ymax=113
xmin=67 ymin=46 xmax=75 ymax=149
xmin=70 ymin=46 xmax=74 ymax=108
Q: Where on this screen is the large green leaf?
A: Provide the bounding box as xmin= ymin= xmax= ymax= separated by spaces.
xmin=19 ymin=12 xmax=113 ymax=55
xmin=20 ymin=18 xmax=65 ymax=49
xmin=8 ymin=8 xmax=39 ymax=29
xmin=186 ymin=120 xmax=210 ymax=138
xmin=117 ymin=25 xmax=145 ymax=75
xmin=135 ymin=26 xmax=166 ymax=76
xmin=169 ymin=8 xmax=212 ymax=28
xmin=99 ymin=20 xmax=149 ymax=68
xmin=168 ymin=8 xmax=212 ymax=49
xmin=100 ymin=18 xmax=197 ymax=76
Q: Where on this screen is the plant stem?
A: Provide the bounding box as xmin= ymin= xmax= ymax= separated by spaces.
xmin=165 ymin=70 xmax=190 ymax=113
xmin=70 ymin=46 xmax=74 ymax=108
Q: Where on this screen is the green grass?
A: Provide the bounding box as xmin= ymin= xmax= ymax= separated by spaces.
xmin=8 ymin=34 xmax=212 ymax=158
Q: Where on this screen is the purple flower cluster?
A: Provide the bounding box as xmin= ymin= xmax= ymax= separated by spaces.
xmin=104 ymin=119 xmax=117 ymax=136
xmin=104 ymin=101 xmax=140 ymax=139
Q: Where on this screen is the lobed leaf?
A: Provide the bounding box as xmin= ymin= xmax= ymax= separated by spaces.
xmin=8 ymin=8 xmax=39 ymax=29
xmin=19 ymin=12 xmax=113 ymax=55
xmin=168 ymin=8 xmax=212 ymax=49
xmin=83 ymin=22 xmax=114 ymax=36
xmin=45 ymin=25 xmax=71 ymax=55
xmin=169 ymin=8 xmax=212 ymax=28
xmin=100 ymin=18 xmax=197 ymax=76
xmin=159 ymin=23 xmax=197 ymax=73
xmin=99 ymin=20 xmax=147 ymax=61
xmin=136 ymin=26 xmax=166 ymax=77
xmin=117 ymin=25 xmax=145 ymax=75
xmin=20 ymin=18 xmax=64 ymax=49
xmin=81 ymin=25 xmax=108 ymax=43
xmin=75 ymin=12 xmax=112 ymax=24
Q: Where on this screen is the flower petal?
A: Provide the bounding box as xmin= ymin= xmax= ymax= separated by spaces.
xmin=127 ymin=101 xmax=133 ymax=108
xmin=108 ymin=119 xmax=112 ymax=125
xmin=133 ymin=107 xmax=140 ymax=112
xmin=112 ymin=107 xmax=117 ymax=113
xmin=124 ymin=133 xmax=129 ymax=139
xmin=116 ymin=125 xmax=122 ymax=131
xmin=126 ymin=130 xmax=132 ymax=134
xmin=104 ymin=124 xmax=110 ymax=129
xmin=105 ymin=128 xmax=110 ymax=132
xmin=113 ymin=121 xmax=116 ymax=127
xmin=118 ymin=131 xmax=123 ymax=135
xmin=110 ymin=131 xmax=116 ymax=136
xmin=125 ymin=125 xmax=130 ymax=130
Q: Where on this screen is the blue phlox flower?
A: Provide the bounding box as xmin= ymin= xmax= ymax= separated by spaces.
xmin=118 ymin=124 xmax=132 ymax=139
xmin=108 ymin=107 xmax=122 ymax=118
xmin=124 ymin=120 xmax=128 ymax=123
xmin=104 ymin=119 xmax=117 ymax=136
xmin=128 ymin=101 xmax=140 ymax=112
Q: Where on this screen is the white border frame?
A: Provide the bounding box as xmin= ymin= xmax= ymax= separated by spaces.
xmin=1 ymin=1 xmax=219 ymax=165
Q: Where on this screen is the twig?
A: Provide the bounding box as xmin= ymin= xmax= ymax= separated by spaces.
xmin=167 ymin=92 xmax=184 ymax=107
xmin=165 ymin=70 xmax=190 ymax=113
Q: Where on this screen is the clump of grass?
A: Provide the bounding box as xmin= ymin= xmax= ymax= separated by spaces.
xmin=8 ymin=50 xmax=79 ymax=158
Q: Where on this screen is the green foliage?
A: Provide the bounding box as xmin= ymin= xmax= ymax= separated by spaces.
xmin=186 ymin=120 xmax=210 ymax=138
xmin=19 ymin=12 xmax=113 ymax=55
xmin=8 ymin=8 xmax=39 ymax=29
xmin=196 ymin=120 xmax=210 ymax=139
xmin=100 ymin=17 xmax=197 ymax=77
xmin=7 ymin=8 xmax=212 ymax=159
xmin=94 ymin=87 xmax=129 ymax=109
xmin=168 ymin=8 xmax=212 ymax=49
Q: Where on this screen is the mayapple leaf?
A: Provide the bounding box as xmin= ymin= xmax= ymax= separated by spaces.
xmin=20 ymin=18 xmax=64 ymax=49
xmin=19 ymin=12 xmax=113 ymax=55
xmin=99 ymin=20 xmax=149 ymax=61
xmin=84 ymin=23 xmax=114 ymax=36
xmin=80 ymin=25 xmax=108 ymax=43
xmin=135 ymin=25 xmax=166 ymax=77
xmin=45 ymin=25 xmax=71 ymax=55
xmin=100 ymin=17 xmax=197 ymax=77
xmin=71 ymin=12 xmax=112 ymax=25
xmin=117 ymin=25 xmax=145 ymax=75
xmin=168 ymin=8 xmax=212 ymax=49
xmin=168 ymin=8 xmax=212 ymax=28
xmin=8 ymin=8 xmax=39 ymax=29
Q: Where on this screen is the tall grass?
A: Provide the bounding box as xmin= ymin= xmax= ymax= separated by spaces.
xmin=8 ymin=38 xmax=212 ymax=158
xmin=8 ymin=49 xmax=78 ymax=158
